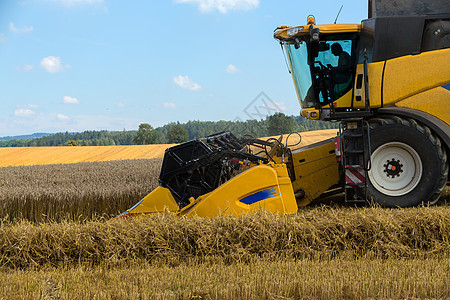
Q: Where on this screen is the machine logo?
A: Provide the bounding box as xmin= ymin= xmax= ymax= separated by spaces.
xmin=239 ymin=187 xmax=281 ymax=205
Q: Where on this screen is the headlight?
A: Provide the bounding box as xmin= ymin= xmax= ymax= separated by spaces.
xmin=287 ymin=26 xmax=304 ymax=36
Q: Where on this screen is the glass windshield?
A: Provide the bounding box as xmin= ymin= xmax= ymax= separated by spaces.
xmin=285 ymin=42 xmax=314 ymax=109
xmin=285 ymin=38 xmax=355 ymax=109
xmin=315 ymin=40 xmax=353 ymax=103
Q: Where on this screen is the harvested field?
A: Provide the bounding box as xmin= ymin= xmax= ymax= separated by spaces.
xmin=0 ymin=159 xmax=161 ymax=222
xmin=0 ymin=129 xmax=337 ymax=167
xmin=1 ymin=208 xmax=449 ymax=269
xmin=2 ymin=258 xmax=449 ymax=299
xmin=1 ymin=208 xmax=449 ymax=299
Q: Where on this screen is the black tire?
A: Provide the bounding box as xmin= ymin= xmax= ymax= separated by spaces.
xmin=365 ymin=116 xmax=448 ymax=207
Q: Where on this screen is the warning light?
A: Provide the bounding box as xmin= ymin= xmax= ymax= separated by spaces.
xmin=307 ymin=15 xmax=316 ymax=25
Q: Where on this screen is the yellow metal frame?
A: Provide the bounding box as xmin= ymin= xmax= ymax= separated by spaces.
xmin=274 ymin=24 xmax=361 ymax=40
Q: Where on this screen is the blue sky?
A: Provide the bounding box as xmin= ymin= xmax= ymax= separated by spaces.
xmin=0 ymin=0 xmax=367 ymax=136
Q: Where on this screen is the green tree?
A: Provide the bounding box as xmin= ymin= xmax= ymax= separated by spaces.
xmin=67 ymin=140 xmax=78 ymax=146
xmin=167 ymin=124 xmax=189 ymax=143
xmin=133 ymin=123 xmax=158 ymax=145
xmin=267 ymin=112 xmax=295 ymax=136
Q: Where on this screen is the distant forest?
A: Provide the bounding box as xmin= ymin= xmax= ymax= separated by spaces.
xmin=0 ymin=114 xmax=338 ymax=147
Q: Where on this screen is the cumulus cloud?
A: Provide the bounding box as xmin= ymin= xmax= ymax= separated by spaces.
xmin=163 ymin=102 xmax=177 ymax=109
xmin=40 ymin=56 xmax=71 ymax=73
xmin=175 ymin=0 xmax=259 ymax=13
xmin=226 ymin=64 xmax=241 ymax=74
xmin=9 ymin=22 xmax=34 ymax=34
xmin=63 ymin=96 xmax=80 ymax=104
xmin=14 ymin=108 xmax=36 ymax=117
xmin=173 ymin=75 xmax=202 ymax=91
xmin=57 ymin=113 xmax=70 ymax=121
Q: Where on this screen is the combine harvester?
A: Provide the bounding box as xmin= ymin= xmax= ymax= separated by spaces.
xmin=121 ymin=0 xmax=450 ymax=218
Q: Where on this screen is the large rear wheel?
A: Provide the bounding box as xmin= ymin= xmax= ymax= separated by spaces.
xmin=366 ymin=116 xmax=448 ymax=207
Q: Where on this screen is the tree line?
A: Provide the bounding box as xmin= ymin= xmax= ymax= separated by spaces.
xmin=0 ymin=113 xmax=338 ymax=147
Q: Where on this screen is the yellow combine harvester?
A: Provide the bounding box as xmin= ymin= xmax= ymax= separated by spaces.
xmin=120 ymin=0 xmax=450 ymax=218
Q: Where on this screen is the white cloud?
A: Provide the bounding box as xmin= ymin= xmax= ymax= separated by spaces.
xmin=226 ymin=64 xmax=241 ymax=74
xmin=17 ymin=64 xmax=33 ymax=72
xmin=40 ymin=56 xmax=71 ymax=73
xmin=46 ymin=0 xmax=104 ymax=7
xmin=173 ymin=75 xmax=202 ymax=91
xmin=163 ymin=102 xmax=177 ymax=109
xmin=63 ymin=96 xmax=80 ymax=104
xmin=117 ymin=102 xmax=126 ymax=107
xmin=9 ymin=22 xmax=34 ymax=34
xmin=57 ymin=113 xmax=70 ymax=121
xmin=0 ymin=34 xmax=6 ymax=42
xmin=14 ymin=108 xmax=36 ymax=117
xmin=175 ymin=0 xmax=259 ymax=13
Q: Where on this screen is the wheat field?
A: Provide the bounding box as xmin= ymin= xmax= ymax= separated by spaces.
xmin=0 ymin=159 xmax=161 ymax=222
xmin=0 ymin=144 xmax=175 ymax=167
xmin=1 ymin=129 xmax=449 ymax=299
xmin=0 ymin=129 xmax=337 ymax=167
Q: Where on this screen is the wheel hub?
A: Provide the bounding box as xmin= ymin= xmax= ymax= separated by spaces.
xmin=383 ymin=159 xmax=403 ymax=178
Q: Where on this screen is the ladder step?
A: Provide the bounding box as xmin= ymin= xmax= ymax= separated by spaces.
xmin=345 ymin=199 xmax=367 ymax=204
xmin=342 ymin=132 xmax=363 ymax=138
xmin=346 ymin=183 xmax=366 ymax=188
xmin=345 ymin=165 xmax=365 ymax=170
xmin=341 ymin=118 xmax=364 ymax=123
xmin=344 ymin=149 xmax=364 ymax=154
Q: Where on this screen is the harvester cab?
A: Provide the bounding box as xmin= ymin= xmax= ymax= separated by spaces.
xmin=274 ymin=17 xmax=363 ymax=121
xmin=274 ymin=0 xmax=450 ymax=122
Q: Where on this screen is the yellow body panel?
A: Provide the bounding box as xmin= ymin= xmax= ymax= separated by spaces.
xmin=313 ymin=49 xmax=450 ymax=116
xmin=395 ymin=86 xmax=450 ymax=125
xmin=120 ymin=186 xmax=179 ymax=217
xmin=289 ymin=139 xmax=340 ymax=207
xmin=180 ymin=163 xmax=298 ymax=217
xmin=331 ymin=61 xmax=385 ymax=110
xmin=383 ymin=48 xmax=450 ymax=106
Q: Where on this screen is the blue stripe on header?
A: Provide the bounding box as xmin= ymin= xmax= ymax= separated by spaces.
xmin=240 ymin=187 xmax=280 ymax=205
xmin=443 ymin=84 xmax=450 ymax=91
xmin=118 ymin=199 xmax=143 ymax=216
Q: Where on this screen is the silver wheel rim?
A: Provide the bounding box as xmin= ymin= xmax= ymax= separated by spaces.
xmin=368 ymin=142 xmax=423 ymax=196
